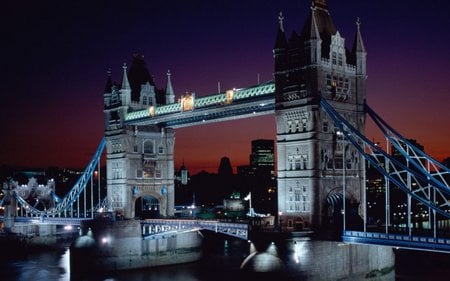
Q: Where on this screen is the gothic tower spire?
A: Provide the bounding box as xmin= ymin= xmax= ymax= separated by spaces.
xmin=165 ymin=70 xmax=175 ymax=104
xmin=121 ymin=63 xmax=131 ymax=90
xmin=120 ymin=63 xmax=131 ymax=106
xmin=353 ymin=18 xmax=366 ymax=53
xmin=303 ymin=5 xmax=322 ymax=64
xmin=352 ymin=17 xmax=367 ymax=105
xmin=309 ymin=6 xmax=320 ymax=40
xmin=274 ymin=12 xmax=288 ymax=49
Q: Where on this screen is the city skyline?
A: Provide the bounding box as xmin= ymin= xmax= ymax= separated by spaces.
xmin=3 ymin=1 xmax=450 ymax=174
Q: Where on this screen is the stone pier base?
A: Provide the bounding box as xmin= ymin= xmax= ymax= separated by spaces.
xmin=71 ymin=220 xmax=203 ymax=272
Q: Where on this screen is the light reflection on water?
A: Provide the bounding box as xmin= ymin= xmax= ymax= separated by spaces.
xmin=1 ymin=236 xmax=449 ymax=281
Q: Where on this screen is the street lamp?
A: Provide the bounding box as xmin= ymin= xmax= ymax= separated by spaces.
xmin=278 ymin=211 xmax=283 ymax=231
xmin=337 ymin=131 xmax=346 ymax=232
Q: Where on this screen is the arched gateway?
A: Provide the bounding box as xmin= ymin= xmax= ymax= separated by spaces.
xmin=103 ymin=1 xmax=367 ymax=231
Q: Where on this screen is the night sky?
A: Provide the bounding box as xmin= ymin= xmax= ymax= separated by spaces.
xmin=2 ymin=0 xmax=450 ymax=174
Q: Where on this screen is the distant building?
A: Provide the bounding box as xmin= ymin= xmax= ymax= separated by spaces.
xmin=250 ymin=139 xmax=275 ymax=171
xmin=237 ymin=139 xmax=276 ymax=215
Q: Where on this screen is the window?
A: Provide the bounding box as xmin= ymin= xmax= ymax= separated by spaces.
xmin=332 ymin=52 xmax=337 ymax=64
xmin=143 ymin=140 xmax=154 ymax=154
xmin=323 ymin=122 xmax=329 ymax=133
xmin=134 ymin=145 xmax=138 ymax=153
xmin=158 ymin=146 xmax=164 ymax=154
xmin=338 ymin=53 xmax=343 ymax=66
xmin=295 ymin=190 xmax=301 ymax=201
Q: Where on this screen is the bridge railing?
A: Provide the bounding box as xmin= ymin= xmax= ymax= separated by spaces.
xmin=14 ymin=216 xmax=89 ymax=226
xmin=343 ymin=230 xmax=450 ymax=252
xmin=8 ymin=138 xmax=105 ymax=220
xmin=141 ymin=219 xmax=249 ymax=240
xmin=320 ymin=98 xmax=450 ymax=221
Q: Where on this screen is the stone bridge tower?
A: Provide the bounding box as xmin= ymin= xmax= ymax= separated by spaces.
xmin=274 ymin=0 xmax=367 ymax=231
xmin=103 ymin=54 xmax=176 ymax=219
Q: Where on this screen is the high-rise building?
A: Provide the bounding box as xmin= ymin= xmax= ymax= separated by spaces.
xmin=250 ymin=139 xmax=275 ymax=170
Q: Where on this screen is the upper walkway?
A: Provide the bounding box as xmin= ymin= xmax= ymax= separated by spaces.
xmin=125 ymin=82 xmax=275 ymax=128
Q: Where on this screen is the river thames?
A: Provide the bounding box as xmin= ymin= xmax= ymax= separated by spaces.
xmin=1 ymin=234 xmax=449 ymax=281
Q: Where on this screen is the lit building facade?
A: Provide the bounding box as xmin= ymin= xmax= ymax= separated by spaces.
xmin=103 ymin=54 xmax=176 ymax=219
xmin=274 ymin=0 xmax=367 ymax=231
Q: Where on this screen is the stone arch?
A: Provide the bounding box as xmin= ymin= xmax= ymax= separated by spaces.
xmin=325 ymin=190 xmax=343 ymax=223
xmin=134 ymin=194 xmax=161 ymax=219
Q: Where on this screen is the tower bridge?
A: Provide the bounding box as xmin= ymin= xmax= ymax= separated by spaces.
xmin=2 ymin=0 xmax=450 ymax=257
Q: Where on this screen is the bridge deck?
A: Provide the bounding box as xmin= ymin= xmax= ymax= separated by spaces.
xmin=343 ymin=230 xmax=450 ymax=252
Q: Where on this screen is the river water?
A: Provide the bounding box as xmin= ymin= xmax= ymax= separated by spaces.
xmin=1 ymin=235 xmax=450 ymax=281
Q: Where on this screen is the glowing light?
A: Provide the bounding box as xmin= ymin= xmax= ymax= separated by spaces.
xmin=101 ymin=236 xmax=110 ymax=244
xmin=181 ymin=92 xmax=195 ymax=112
xmin=149 ymin=106 xmax=155 ymax=117
xmin=225 ymin=89 xmax=234 ymax=104
xmin=64 ymin=225 xmax=73 ymax=231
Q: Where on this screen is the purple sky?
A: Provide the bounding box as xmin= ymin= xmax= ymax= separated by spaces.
xmin=2 ymin=1 xmax=450 ymax=174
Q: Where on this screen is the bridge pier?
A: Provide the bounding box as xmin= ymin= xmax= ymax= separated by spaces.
xmin=71 ymin=219 xmax=203 ymax=272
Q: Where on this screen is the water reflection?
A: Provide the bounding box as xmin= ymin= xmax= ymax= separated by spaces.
xmin=1 ymin=235 xmax=449 ymax=281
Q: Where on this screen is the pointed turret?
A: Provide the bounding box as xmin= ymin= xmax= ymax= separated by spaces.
xmin=352 ymin=18 xmax=367 ymax=75
xmin=352 ymin=18 xmax=366 ymax=54
xmin=300 ymin=0 xmax=336 ymax=60
xmin=121 ymin=63 xmax=131 ymax=90
xmin=165 ymin=70 xmax=175 ymax=104
xmin=120 ymin=63 xmax=131 ymax=106
xmin=274 ymin=12 xmax=288 ymax=50
xmin=303 ymin=5 xmax=322 ymax=64
xmin=273 ymin=12 xmax=289 ymax=101
xmin=309 ymin=6 xmax=321 ymax=40
xmin=352 ymin=18 xmax=367 ymax=105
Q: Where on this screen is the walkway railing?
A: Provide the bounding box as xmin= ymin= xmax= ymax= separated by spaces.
xmin=343 ymin=230 xmax=450 ymax=252
xmin=14 ymin=216 xmax=91 ymax=226
xmin=141 ymin=219 xmax=248 ymax=240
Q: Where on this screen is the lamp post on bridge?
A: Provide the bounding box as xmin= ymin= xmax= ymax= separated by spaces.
xmin=337 ymin=131 xmax=346 ymax=232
